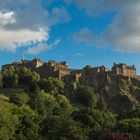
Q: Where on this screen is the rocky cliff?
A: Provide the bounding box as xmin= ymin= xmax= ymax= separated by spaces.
xmin=68 ymin=70 xmax=140 ymax=113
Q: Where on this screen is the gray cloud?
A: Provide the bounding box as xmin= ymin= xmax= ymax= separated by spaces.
xmin=73 ymin=28 xmax=94 ymax=43
xmin=68 ymin=0 xmax=140 ymax=52
xmin=97 ymin=2 xmax=140 ymax=52
xmin=66 ymin=0 xmax=133 ymax=16
xmin=0 ymin=0 xmax=70 ymax=52
xmin=47 ymin=7 xmax=71 ymax=27
xmin=3 ymin=0 xmax=70 ymax=30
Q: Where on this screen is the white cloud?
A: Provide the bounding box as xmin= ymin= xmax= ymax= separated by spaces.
xmin=73 ymin=28 xmax=94 ymax=43
xmin=50 ymin=39 xmax=61 ymax=46
xmin=75 ymin=53 xmax=83 ymax=56
xmin=27 ymin=44 xmax=51 ymax=55
xmin=0 ymin=11 xmax=16 ymax=27
xmin=0 ymin=0 xmax=70 ymax=52
xmin=0 ymin=27 xmax=49 ymax=52
xmin=27 ymin=39 xmax=61 ymax=55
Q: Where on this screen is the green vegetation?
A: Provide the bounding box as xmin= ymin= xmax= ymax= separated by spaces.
xmin=0 ymin=66 xmax=140 ymax=140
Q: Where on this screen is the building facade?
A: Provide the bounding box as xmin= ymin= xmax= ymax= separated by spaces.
xmin=2 ymin=59 xmax=137 ymax=80
xmin=2 ymin=58 xmax=70 ymax=80
xmin=112 ymin=63 xmax=136 ymax=77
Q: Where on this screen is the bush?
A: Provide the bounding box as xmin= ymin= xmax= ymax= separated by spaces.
xmin=103 ymin=133 xmax=139 ymax=140
xmin=10 ymin=92 xmax=30 ymax=105
xmin=115 ymin=118 xmax=140 ymax=137
xmin=75 ymin=86 xmax=97 ymax=107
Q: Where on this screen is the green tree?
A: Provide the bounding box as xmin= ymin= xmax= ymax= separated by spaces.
xmin=83 ymin=65 xmax=93 ymax=70
xmin=39 ymin=77 xmax=64 ymax=95
xmin=115 ymin=118 xmax=140 ymax=137
xmin=10 ymin=92 xmax=30 ymax=106
xmin=42 ymin=115 xmax=87 ymax=140
xmin=73 ymin=107 xmax=115 ymax=140
xmin=14 ymin=105 xmax=41 ymax=140
xmin=0 ymin=72 xmax=3 ymax=88
xmin=33 ymin=90 xmax=57 ymax=119
xmin=2 ymin=66 xmax=18 ymax=88
xmin=75 ymin=86 xmax=97 ymax=107
xmin=97 ymin=96 xmax=107 ymax=111
xmin=55 ymin=94 xmax=73 ymax=115
xmin=0 ymin=101 xmax=19 ymax=140
xmin=18 ymin=67 xmax=40 ymax=86
xmin=103 ymin=133 xmax=139 ymax=140
xmin=73 ymin=86 xmax=116 ymax=139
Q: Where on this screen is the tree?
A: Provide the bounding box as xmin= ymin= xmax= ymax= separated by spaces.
xmin=83 ymin=65 xmax=93 ymax=70
xmin=33 ymin=90 xmax=57 ymax=119
xmin=97 ymin=96 xmax=107 ymax=111
xmin=33 ymin=90 xmax=73 ymax=118
xmin=0 ymin=101 xmax=19 ymax=140
xmin=42 ymin=115 xmax=87 ymax=140
xmin=72 ymin=107 xmax=115 ymax=140
xmin=2 ymin=66 xmax=18 ymax=88
xmin=0 ymin=72 xmax=3 ymax=88
xmin=13 ymin=73 xmax=19 ymax=87
xmin=18 ymin=67 xmax=40 ymax=86
xmin=75 ymin=86 xmax=97 ymax=107
xmin=10 ymin=92 xmax=30 ymax=106
xmin=103 ymin=133 xmax=139 ymax=140
xmin=73 ymin=86 xmax=116 ymax=139
xmin=39 ymin=77 xmax=64 ymax=95
xmin=14 ymin=105 xmax=41 ymax=140
xmin=115 ymin=118 xmax=140 ymax=137
xmin=55 ymin=94 xmax=73 ymax=115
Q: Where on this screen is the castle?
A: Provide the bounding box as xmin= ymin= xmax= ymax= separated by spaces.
xmin=2 ymin=58 xmax=70 ymax=80
xmin=2 ymin=58 xmax=137 ymax=81
xmin=112 ymin=63 xmax=136 ymax=78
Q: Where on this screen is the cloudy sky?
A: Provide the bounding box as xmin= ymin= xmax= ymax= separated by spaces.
xmin=1 ymin=0 xmax=140 ymax=73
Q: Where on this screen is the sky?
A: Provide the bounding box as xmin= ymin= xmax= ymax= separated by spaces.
xmin=1 ymin=0 xmax=140 ymax=74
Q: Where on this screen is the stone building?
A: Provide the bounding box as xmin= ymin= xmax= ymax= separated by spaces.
xmin=97 ymin=65 xmax=110 ymax=72
xmin=45 ymin=60 xmax=70 ymax=79
xmin=2 ymin=59 xmax=138 ymax=80
xmin=33 ymin=58 xmax=43 ymax=68
xmin=112 ymin=63 xmax=136 ymax=77
xmin=2 ymin=58 xmax=70 ymax=80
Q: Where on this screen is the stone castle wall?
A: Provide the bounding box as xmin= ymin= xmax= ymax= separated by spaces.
xmin=112 ymin=63 xmax=136 ymax=77
xmin=2 ymin=59 xmax=138 ymax=81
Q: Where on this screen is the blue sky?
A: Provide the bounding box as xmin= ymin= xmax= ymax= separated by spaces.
xmin=0 ymin=0 xmax=140 ymax=74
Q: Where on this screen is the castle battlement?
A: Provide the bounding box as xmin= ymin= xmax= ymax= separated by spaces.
xmin=112 ymin=63 xmax=136 ymax=78
xmin=2 ymin=59 xmax=137 ymax=80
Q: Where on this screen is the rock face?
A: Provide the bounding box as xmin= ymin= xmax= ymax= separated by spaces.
xmin=64 ymin=68 xmax=140 ymax=113
xmin=76 ymin=70 xmax=140 ymax=113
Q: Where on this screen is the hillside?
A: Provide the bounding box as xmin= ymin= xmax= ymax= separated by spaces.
xmin=0 ymin=65 xmax=140 ymax=140
xmin=77 ymin=71 xmax=140 ymax=113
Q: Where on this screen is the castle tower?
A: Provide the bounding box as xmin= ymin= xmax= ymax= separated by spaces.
xmin=33 ymin=58 xmax=43 ymax=68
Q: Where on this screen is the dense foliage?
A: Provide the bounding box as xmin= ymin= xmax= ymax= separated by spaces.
xmin=0 ymin=66 xmax=140 ymax=140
